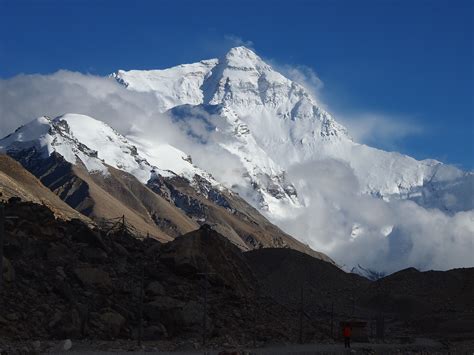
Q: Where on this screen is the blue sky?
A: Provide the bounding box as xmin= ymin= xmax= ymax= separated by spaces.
xmin=1 ymin=0 xmax=472 ymax=169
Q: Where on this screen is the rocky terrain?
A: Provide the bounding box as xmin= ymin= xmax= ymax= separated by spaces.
xmin=0 ymin=199 xmax=326 ymax=352
xmin=1 ymin=112 xmax=329 ymax=260
xmin=0 ymin=198 xmax=472 ymax=353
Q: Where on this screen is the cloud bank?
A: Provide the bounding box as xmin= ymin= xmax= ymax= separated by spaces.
xmin=0 ymin=70 xmax=472 ymax=274
xmin=277 ymin=159 xmax=473 ymax=274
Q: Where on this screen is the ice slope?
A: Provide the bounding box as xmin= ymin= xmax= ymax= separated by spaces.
xmin=114 ymin=46 xmax=471 ymax=213
xmin=0 ymin=115 xmax=108 ymax=174
xmin=111 ymin=59 xmax=218 ymax=112
xmin=0 ymin=114 xmax=215 ymax=186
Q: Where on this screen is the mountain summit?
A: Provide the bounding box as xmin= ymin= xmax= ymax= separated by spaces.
xmin=2 ymin=46 xmax=472 ymax=272
xmin=113 ymin=47 xmax=472 ymax=216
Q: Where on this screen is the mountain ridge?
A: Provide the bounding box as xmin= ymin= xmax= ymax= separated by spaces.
xmin=0 ymin=113 xmax=331 ymax=262
xmin=113 ymin=46 xmax=472 ymax=215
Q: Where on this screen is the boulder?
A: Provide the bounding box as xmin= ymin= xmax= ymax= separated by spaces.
xmin=81 ymin=247 xmax=108 ymax=263
xmin=143 ymin=324 xmax=168 ymax=340
xmin=100 ymin=311 xmax=126 ymax=338
xmin=144 ymin=296 xmax=184 ymax=321
xmin=52 ymin=339 xmax=72 ymax=352
xmin=74 ymin=267 xmax=112 ymax=289
xmin=181 ymin=300 xmax=203 ymax=327
xmin=2 ymin=257 xmax=15 ymax=282
xmin=49 ymin=310 xmax=82 ymax=338
xmin=146 ymin=281 xmax=165 ymax=296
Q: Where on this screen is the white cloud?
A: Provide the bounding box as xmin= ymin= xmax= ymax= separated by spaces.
xmin=338 ymin=112 xmax=424 ymax=149
xmin=274 ymin=158 xmax=474 ymax=274
xmin=265 ymin=59 xmax=423 ymax=150
xmin=0 ymin=70 xmax=472 ymax=275
xmin=223 ymin=35 xmax=255 ymax=50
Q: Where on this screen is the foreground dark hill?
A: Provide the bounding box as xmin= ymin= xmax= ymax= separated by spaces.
xmin=360 ymin=267 xmax=474 ymax=337
xmin=246 ymin=248 xmax=370 ymax=316
xmin=247 ymin=248 xmax=474 ymax=342
xmin=1 ymin=198 xmax=473 ymax=353
xmin=0 ymin=200 xmax=323 ymax=350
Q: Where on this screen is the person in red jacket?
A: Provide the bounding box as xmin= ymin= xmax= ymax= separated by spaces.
xmin=343 ymin=324 xmax=352 ymax=348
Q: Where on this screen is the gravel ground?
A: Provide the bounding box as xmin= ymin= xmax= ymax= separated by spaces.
xmin=2 ymin=337 xmax=468 ymax=355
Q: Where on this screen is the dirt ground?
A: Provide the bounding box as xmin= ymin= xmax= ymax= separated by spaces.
xmin=2 ymin=338 xmax=473 ymax=354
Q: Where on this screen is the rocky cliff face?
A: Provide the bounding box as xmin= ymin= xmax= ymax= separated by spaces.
xmin=0 ymin=200 xmax=324 ymax=348
xmin=1 ymin=200 xmax=472 ymax=351
xmin=114 ymin=46 xmax=472 ymax=216
xmin=0 ymin=114 xmax=329 ymax=260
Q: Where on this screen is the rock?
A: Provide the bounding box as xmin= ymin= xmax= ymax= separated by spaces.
xmin=56 ymin=266 xmax=67 ymax=279
xmin=181 ymin=300 xmax=203 ymax=327
xmin=2 ymin=257 xmax=15 ymax=282
xmin=6 ymin=313 xmax=19 ymax=321
xmin=49 ymin=310 xmax=82 ymax=338
xmin=144 ymin=296 xmax=184 ymax=321
xmin=82 ymin=247 xmax=108 ymax=263
xmin=59 ymin=339 xmax=72 ymax=351
xmin=74 ymin=267 xmax=112 ymax=289
xmin=143 ymin=324 xmax=168 ymax=340
xmin=100 ymin=311 xmax=126 ymax=338
xmin=146 ymin=281 xmax=165 ymax=296
xmin=48 ymin=312 xmax=62 ymax=328
xmin=47 ymin=243 xmax=71 ymax=261
xmin=112 ymin=242 xmax=129 ymax=257
xmin=31 ymin=341 xmax=41 ymax=351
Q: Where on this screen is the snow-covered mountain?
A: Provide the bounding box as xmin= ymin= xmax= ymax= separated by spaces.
xmin=113 ymin=46 xmax=473 ymax=215
xmin=0 ymin=113 xmax=216 ymax=186
xmin=0 ymin=112 xmax=331 ymax=261
xmin=1 ymin=46 xmax=471 ymax=273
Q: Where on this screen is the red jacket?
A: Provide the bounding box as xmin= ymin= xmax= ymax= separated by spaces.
xmin=343 ymin=326 xmax=352 ymax=337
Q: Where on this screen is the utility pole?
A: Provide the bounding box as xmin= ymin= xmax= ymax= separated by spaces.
xmin=298 ymin=282 xmax=304 ymax=343
xmin=137 ymin=261 xmax=144 ymax=347
xmin=0 ymin=203 xmax=4 ymax=292
xmin=330 ymin=302 xmax=334 ymax=339
xmin=253 ymin=285 xmax=259 ymax=348
xmin=197 ymin=271 xmax=215 ymax=348
xmin=351 ymin=290 xmax=355 ymax=317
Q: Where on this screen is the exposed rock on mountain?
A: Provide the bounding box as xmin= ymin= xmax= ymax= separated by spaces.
xmin=114 ymin=46 xmax=472 ymax=216
xmin=0 ymin=154 xmax=90 ymax=222
xmin=0 ymin=115 xmax=329 ymax=260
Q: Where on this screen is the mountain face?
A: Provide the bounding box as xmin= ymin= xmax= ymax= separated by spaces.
xmin=113 ymin=46 xmax=472 ymax=216
xmin=1 ymin=46 xmax=471 ymax=272
xmin=0 ymin=113 xmax=329 ymax=261
xmin=0 ymin=154 xmax=91 ymax=223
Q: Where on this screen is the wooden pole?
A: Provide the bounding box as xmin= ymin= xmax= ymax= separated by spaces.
xmin=298 ymin=283 xmax=304 ymax=343
xmin=0 ymin=203 xmax=4 ymax=292
xmin=253 ymin=286 xmax=258 ymax=348
xmin=330 ymin=302 xmax=334 ymax=339
xmin=202 ymin=272 xmax=208 ymax=348
xmin=138 ymin=262 xmax=144 ymax=347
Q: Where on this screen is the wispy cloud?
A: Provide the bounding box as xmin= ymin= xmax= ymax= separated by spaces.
xmin=266 ymin=57 xmax=424 ymax=150
xmin=0 ymin=68 xmax=471 ymax=274
xmin=339 ymin=112 xmax=424 ymax=149
xmin=276 ymin=158 xmax=474 ymax=274
xmin=223 ymin=35 xmax=255 ymax=49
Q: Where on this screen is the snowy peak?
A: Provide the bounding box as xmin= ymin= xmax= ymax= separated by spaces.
xmin=111 ymin=47 xmax=471 ymax=216
xmin=0 ymin=115 xmax=108 ymax=174
xmin=0 ymin=114 xmax=215 ymax=186
xmin=204 ymin=46 xmax=311 ymax=112
xmin=223 ymin=46 xmax=269 ymax=70
xmin=112 ymin=59 xmax=218 ymax=111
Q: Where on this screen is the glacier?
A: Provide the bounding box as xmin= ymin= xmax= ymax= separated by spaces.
xmin=113 ymin=46 xmax=472 ymax=215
